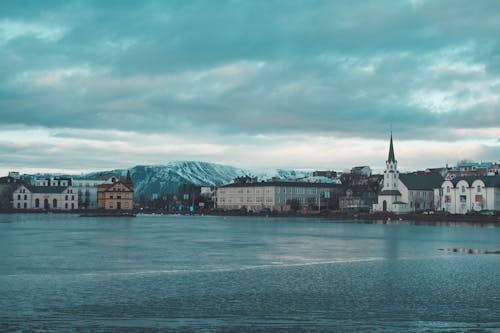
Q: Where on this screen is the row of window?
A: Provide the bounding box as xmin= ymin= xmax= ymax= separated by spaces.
xmin=16 ymin=199 xmax=76 ymax=209
xmin=446 ymin=185 xmax=482 ymax=193
xmin=108 ymin=194 xmax=129 ymax=199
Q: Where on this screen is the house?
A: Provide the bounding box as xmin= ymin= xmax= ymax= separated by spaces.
xmin=97 ymin=179 xmax=134 ymax=210
xmin=13 ymin=184 xmax=78 ymax=210
xmin=0 ymin=172 xmax=26 ymax=209
xmin=373 ymin=134 xmax=443 ymax=213
xmin=339 ymin=185 xmax=377 ymax=212
xmin=436 ymin=176 xmax=500 ymax=214
xmin=72 ymin=174 xmax=119 ymax=209
xmin=216 ymin=181 xmax=342 ymax=212
xmin=351 ymin=166 xmax=372 ymax=177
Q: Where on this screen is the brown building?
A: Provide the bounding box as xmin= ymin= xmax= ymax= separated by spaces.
xmin=97 ymin=180 xmax=134 ymax=210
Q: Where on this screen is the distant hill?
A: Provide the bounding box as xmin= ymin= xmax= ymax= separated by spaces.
xmin=22 ymin=161 xmax=339 ymax=200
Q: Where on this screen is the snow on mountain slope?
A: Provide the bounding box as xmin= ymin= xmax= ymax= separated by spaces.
xmin=26 ymin=161 xmax=338 ymax=200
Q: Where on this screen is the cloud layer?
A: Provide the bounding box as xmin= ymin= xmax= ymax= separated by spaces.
xmin=0 ymin=1 xmax=499 ymax=174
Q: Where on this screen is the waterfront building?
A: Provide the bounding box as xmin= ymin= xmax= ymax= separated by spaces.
xmin=97 ymin=176 xmax=134 ymax=210
xmin=339 ymin=185 xmax=377 ymax=212
xmin=0 ymin=172 xmax=26 ymax=209
xmin=436 ymin=176 xmax=500 ymax=214
xmin=373 ymin=134 xmax=442 ymax=213
xmin=216 ymin=181 xmax=341 ymax=212
xmin=72 ymin=174 xmax=119 ymax=209
xmin=12 ymin=184 xmax=78 ymax=210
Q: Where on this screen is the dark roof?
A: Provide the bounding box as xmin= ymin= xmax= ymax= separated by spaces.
xmin=379 ymin=190 xmax=401 ymax=196
xmin=399 ymin=173 xmax=443 ymax=190
xmin=24 ymin=185 xmax=68 ymax=194
xmin=388 ymin=133 xmax=396 ymax=163
xmin=220 ymin=181 xmax=341 ymax=188
xmin=449 ymin=175 xmax=500 ymax=188
xmin=98 ymin=180 xmax=133 ymax=192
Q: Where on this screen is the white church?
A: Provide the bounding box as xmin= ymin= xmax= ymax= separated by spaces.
xmin=373 ymin=134 xmax=442 ymax=213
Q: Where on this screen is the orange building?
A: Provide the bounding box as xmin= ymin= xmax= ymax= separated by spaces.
xmin=97 ymin=180 xmax=134 ymax=210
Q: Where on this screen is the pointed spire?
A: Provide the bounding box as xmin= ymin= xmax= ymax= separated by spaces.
xmin=388 ymin=132 xmax=396 ymax=163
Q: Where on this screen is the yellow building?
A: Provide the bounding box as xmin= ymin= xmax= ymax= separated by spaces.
xmin=97 ymin=180 xmax=134 ymax=210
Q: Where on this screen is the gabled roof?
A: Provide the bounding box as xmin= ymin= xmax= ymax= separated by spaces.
xmin=379 ymin=190 xmax=401 ymax=196
xmin=98 ymin=180 xmax=133 ymax=192
xmin=399 ymin=173 xmax=443 ymax=190
xmin=25 ymin=185 xmax=69 ymax=194
xmin=451 ymin=175 xmax=500 ymax=188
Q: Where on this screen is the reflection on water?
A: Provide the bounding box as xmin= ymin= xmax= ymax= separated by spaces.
xmin=0 ymin=214 xmax=499 ymax=332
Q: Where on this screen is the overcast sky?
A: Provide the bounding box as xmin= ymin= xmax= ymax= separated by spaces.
xmin=1 ymin=0 xmax=499 ymax=175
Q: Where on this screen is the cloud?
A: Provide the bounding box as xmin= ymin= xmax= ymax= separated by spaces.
xmin=0 ymin=1 xmax=499 ymax=173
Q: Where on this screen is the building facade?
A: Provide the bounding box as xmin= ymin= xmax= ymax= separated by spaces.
xmin=97 ymin=180 xmax=134 ymax=210
xmin=72 ymin=174 xmax=118 ymax=209
xmin=13 ymin=185 xmax=78 ymax=210
xmin=216 ymin=181 xmax=341 ymax=212
xmin=436 ymin=176 xmax=500 ymax=214
xmin=373 ymin=134 xmax=442 ymax=213
xmin=339 ymin=185 xmax=377 ymax=212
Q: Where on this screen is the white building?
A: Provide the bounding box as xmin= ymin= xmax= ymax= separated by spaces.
xmin=71 ymin=174 xmax=119 ymax=209
xmin=436 ymin=176 xmax=500 ymax=214
xmin=216 ymin=181 xmax=341 ymax=212
xmin=13 ymin=185 xmax=78 ymax=210
xmin=373 ymin=134 xmax=442 ymax=213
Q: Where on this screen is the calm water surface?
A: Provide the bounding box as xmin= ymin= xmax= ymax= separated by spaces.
xmin=0 ymin=214 xmax=499 ymax=332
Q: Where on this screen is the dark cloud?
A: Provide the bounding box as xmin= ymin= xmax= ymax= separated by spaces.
xmin=0 ymin=0 xmax=499 ymax=147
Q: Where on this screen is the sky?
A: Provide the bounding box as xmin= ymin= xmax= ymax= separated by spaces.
xmin=0 ymin=0 xmax=499 ymax=175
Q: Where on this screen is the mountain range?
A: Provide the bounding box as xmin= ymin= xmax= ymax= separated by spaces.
xmin=27 ymin=161 xmax=337 ymax=200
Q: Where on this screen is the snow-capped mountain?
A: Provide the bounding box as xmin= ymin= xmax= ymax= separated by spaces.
xmin=89 ymin=161 xmax=248 ymax=199
xmin=23 ymin=161 xmax=339 ymax=200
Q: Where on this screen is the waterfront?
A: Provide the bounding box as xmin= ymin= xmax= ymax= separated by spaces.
xmin=0 ymin=214 xmax=499 ymax=332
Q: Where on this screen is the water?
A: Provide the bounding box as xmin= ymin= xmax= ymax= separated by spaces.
xmin=0 ymin=214 xmax=499 ymax=332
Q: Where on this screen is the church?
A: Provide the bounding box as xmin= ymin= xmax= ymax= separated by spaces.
xmin=373 ymin=134 xmax=442 ymax=213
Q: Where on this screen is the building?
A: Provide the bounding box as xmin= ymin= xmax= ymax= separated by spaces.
xmin=436 ymin=176 xmax=500 ymax=214
xmin=13 ymin=184 xmax=78 ymax=210
xmin=34 ymin=176 xmax=71 ymax=187
xmin=339 ymin=185 xmax=377 ymax=212
xmin=216 ymin=181 xmax=341 ymax=212
xmin=0 ymin=172 xmax=26 ymax=209
xmin=373 ymin=134 xmax=443 ymax=213
xmin=312 ymin=170 xmax=337 ymax=178
xmin=72 ymin=174 xmax=118 ymax=209
xmin=351 ymin=166 xmax=372 ymax=177
xmin=97 ymin=178 xmax=134 ymax=210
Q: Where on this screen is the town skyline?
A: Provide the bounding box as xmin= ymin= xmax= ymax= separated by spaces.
xmin=1 ymin=1 xmax=499 ymax=175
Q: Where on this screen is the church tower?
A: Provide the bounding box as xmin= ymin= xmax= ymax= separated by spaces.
xmin=383 ymin=133 xmax=399 ymax=191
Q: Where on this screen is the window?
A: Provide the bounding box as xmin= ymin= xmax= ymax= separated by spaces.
xmin=65 ymin=195 xmax=68 ymax=200
xmin=109 ymin=203 xmax=113 ymax=208
xmin=477 ymin=186 xmax=481 ymax=193
xmin=17 ymin=194 xmax=21 ymax=200
xmin=461 ymin=186 xmax=465 ymax=193
xmin=35 ymin=198 xmax=40 ymax=208
xmin=446 ymin=186 xmax=450 ymax=193
xmin=71 ymin=203 xmax=74 ymax=209
xmin=124 ymin=202 xmax=129 ymax=209
xmin=71 ymin=195 xmax=74 ymax=200
xmin=125 ymin=194 xmax=129 ymax=199
xmin=23 ymin=202 xmax=27 ymax=208
xmin=53 ymin=199 xmax=57 ymax=208
xmin=65 ymin=203 xmax=68 ymax=209
xmin=459 ymin=195 xmax=466 ymax=203
xmin=24 ymin=194 xmax=27 ymax=200
xmin=17 ymin=203 xmax=20 ymax=208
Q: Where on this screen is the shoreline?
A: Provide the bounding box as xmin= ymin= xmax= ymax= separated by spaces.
xmin=1 ymin=209 xmax=498 ymax=225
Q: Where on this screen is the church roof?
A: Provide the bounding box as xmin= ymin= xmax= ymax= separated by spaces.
xmin=387 ymin=133 xmax=396 ymax=163
xmin=379 ymin=190 xmax=401 ymax=196
xmin=399 ymin=173 xmax=443 ymax=190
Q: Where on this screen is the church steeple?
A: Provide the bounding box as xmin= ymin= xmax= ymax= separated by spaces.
xmin=387 ymin=132 xmax=396 ymax=163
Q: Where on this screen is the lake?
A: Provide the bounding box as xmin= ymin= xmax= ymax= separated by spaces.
xmin=0 ymin=214 xmax=499 ymax=332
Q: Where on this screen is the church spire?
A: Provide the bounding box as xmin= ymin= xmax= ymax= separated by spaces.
xmin=388 ymin=132 xmax=396 ymax=163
